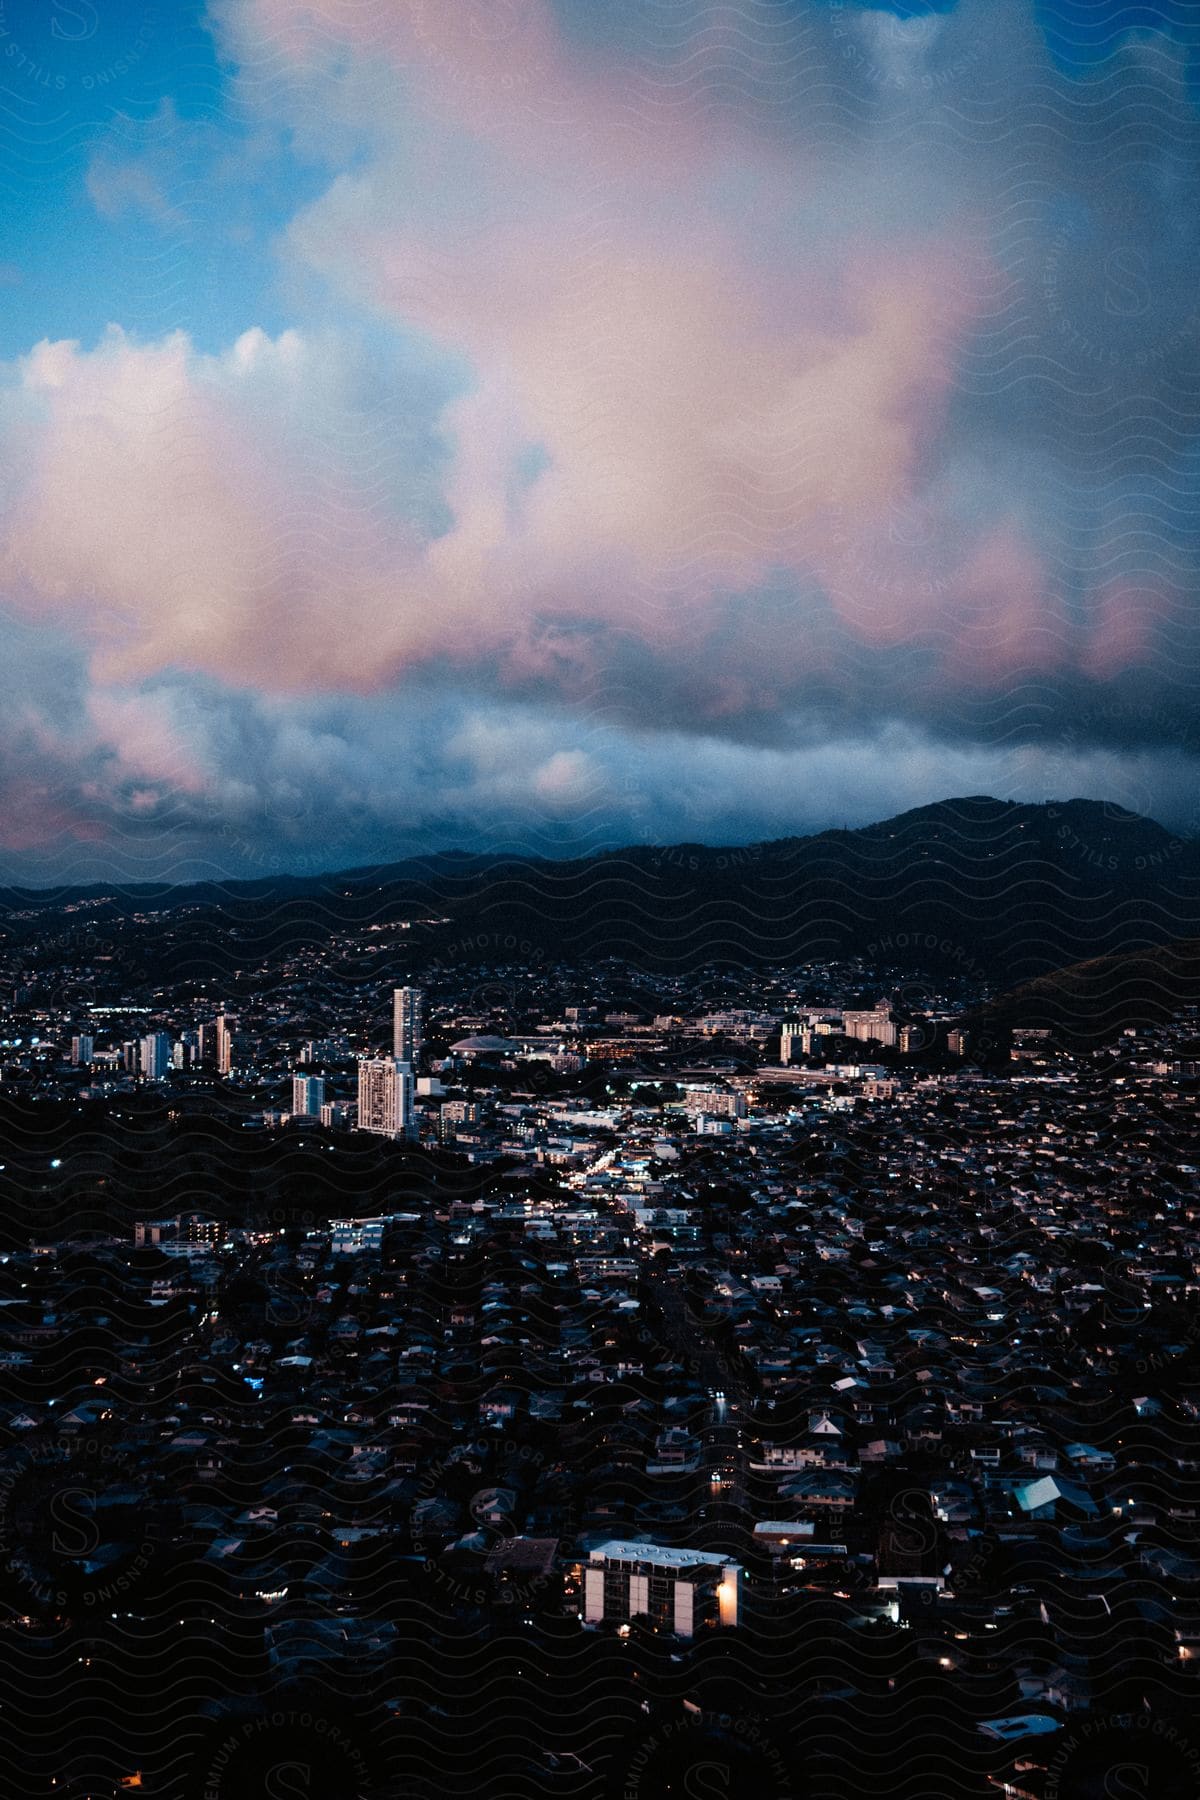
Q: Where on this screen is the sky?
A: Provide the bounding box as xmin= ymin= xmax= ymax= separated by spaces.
xmin=1 ymin=0 xmax=1200 ymax=881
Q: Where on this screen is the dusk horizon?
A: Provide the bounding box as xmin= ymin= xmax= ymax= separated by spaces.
xmin=0 ymin=788 xmax=1188 ymax=891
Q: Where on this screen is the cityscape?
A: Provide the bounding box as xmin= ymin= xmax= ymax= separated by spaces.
xmin=3 ymin=0 xmax=1200 ymax=1794
xmin=0 ymin=837 xmax=1197 ymax=1795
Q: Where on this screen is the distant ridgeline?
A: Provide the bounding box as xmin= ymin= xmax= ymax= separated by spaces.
xmin=3 ymin=797 xmax=1199 ymax=985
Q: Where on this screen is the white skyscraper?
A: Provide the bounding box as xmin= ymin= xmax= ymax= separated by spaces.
xmin=291 ymin=1073 xmax=326 ymax=1118
xmin=216 ymin=1011 xmax=237 ymax=1074
xmin=357 ymin=1057 xmax=414 ymax=1139
xmin=393 ymin=987 xmax=424 ymax=1065
xmin=140 ymin=1031 xmax=172 ymax=1081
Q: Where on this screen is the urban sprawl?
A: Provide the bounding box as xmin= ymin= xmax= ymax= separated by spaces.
xmin=0 ymin=930 xmax=1198 ymax=1796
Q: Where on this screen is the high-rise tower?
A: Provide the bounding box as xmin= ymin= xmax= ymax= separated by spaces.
xmin=216 ymin=1011 xmax=238 ymax=1075
xmin=357 ymin=1056 xmax=414 ymax=1139
xmin=393 ymin=987 xmax=424 ymax=1065
xmin=291 ymin=1073 xmax=326 ymax=1118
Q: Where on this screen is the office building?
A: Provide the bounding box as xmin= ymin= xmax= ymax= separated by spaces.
xmin=439 ymin=1099 xmax=481 ymax=1141
xmin=140 ymin=1031 xmax=173 ymax=1081
xmin=70 ymin=1034 xmax=94 ymax=1066
xmin=582 ymin=1541 xmax=740 ymax=1637
xmin=330 ymin=1216 xmax=388 ymax=1256
xmin=682 ymin=1087 xmax=746 ymax=1119
xmin=134 ymin=1213 xmax=220 ymax=1256
xmin=357 ymin=1056 xmax=414 ymax=1139
xmin=291 ymin=1073 xmax=326 ymax=1118
xmin=393 ymin=987 xmax=424 ymax=1065
xmin=216 ymin=1011 xmax=237 ymax=1075
xmin=842 ymin=1003 xmax=898 ymax=1048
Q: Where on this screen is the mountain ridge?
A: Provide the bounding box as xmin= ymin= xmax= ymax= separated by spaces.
xmin=4 ymin=797 xmax=1198 ymax=986
xmin=0 ymin=795 xmax=1183 ymax=909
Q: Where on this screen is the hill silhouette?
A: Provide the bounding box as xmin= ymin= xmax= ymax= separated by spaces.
xmin=3 ymin=797 xmax=1198 ymax=984
xmin=960 ymin=935 xmax=1200 ymax=1046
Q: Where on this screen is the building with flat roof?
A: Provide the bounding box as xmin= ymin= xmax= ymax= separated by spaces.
xmin=582 ymin=1541 xmax=740 ymax=1636
xmin=291 ymin=1072 xmax=326 ymax=1118
xmin=356 ymin=1056 xmax=414 ymax=1139
xmin=393 ymin=986 xmax=424 ymax=1064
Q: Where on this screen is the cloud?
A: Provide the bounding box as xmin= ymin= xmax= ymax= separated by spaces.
xmin=85 ymin=155 xmax=182 ymax=226
xmin=0 ymin=322 xmax=450 ymax=692
xmin=2 ymin=629 xmax=1200 ymax=884
xmin=2 ymin=0 xmax=1200 ymax=871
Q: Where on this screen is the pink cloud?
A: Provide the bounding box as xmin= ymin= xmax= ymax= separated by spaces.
xmin=1082 ymin=580 xmax=1171 ymax=681
xmin=942 ymin=525 xmax=1060 ymax=682
xmin=0 ymin=0 xmax=1154 ymax=728
xmin=2 ymin=327 xmax=436 ymax=692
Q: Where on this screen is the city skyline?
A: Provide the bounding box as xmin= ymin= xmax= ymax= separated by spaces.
xmin=0 ymin=912 xmax=1196 ymax=1798
xmin=1 ymin=1 xmax=1199 ymax=880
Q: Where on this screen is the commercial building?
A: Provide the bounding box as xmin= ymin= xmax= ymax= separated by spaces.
xmin=140 ymin=1031 xmax=172 ymax=1081
xmin=356 ymin=1056 xmax=414 ymax=1139
xmin=133 ymin=1213 xmax=221 ymax=1256
xmin=842 ymin=1003 xmax=897 ymax=1048
xmin=582 ymin=1542 xmax=740 ymax=1637
xmin=440 ymin=1099 xmax=481 ymax=1141
xmin=393 ymin=987 xmax=424 ymax=1065
xmin=291 ymin=1073 xmax=326 ymax=1118
xmin=681 ymin=1087 xmax=746 ymax=1119
xmin=330 ymin=1216 xmax=388 ymax=1255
